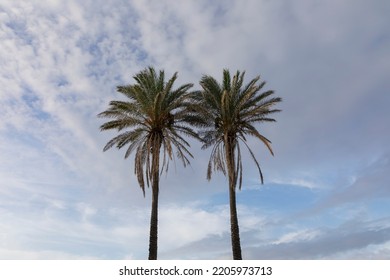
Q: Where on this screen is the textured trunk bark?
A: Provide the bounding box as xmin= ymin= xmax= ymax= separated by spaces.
xmin=148 ymin=139 xmax=160 ymax=260
xmin=225 ymin=135 xmax=242 ymax=260
xmin=229 ymin=184 xmax=242 ymax=260
xmin=148 ymin=178 xmax=159 ymax=260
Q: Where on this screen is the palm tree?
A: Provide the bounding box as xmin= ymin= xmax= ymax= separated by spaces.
xmin=97 ymin=67 xmax=200 ymax=260
xmin=194 ymin=69 xmax=282 ymax=259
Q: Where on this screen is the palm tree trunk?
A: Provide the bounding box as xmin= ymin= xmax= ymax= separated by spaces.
xmin=225 ymin=135 xmax=243 ymax=260
xmin=229 ymin=184 xmax=242 ymax=260
xmin=148 ymin=138 xmax=161 ymax=260
xmin=148 ymin=176 xmax=159 ymax=260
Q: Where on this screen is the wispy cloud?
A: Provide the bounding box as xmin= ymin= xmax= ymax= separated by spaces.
xmin=0 ymin=0 xmax=389 ymax=259
xmin=245 ymin=218 xmax=390 ymax=259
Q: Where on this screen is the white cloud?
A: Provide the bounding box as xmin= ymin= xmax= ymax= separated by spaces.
xmin=333 ymin=241 xmax=390 ymax=260
xmin=0 ymin=0 xmax=389 ymax=259
xmin=271 ymin=229 xmax=321 ymax=245
xmin=270 ymin=178 xmax=322 ymax=190
xmin=312 ymin=154 xmax=390 ymax=211
xmin=245 ymin=218 xmax=390 ymax=259
xmin=159 ymin=204 xmax=228 ymax=251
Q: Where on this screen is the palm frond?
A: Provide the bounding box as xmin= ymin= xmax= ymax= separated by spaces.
xmin=241 ymin=139 xmax=264 ymax=184
xmin=197 ymin=69 xmax=281 ymax=188
xmin=98 ymin=66 xmax=199 ymax=196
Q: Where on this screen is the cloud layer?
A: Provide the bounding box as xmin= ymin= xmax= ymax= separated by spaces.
xmin=0 ymin=0 xmax=389 ymax=259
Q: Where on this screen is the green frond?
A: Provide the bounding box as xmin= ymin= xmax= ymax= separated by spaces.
xmin=135 ymin=142 xmax=147 ymax=195
xmin=157 ymin=68 xmax=165 ymax=92
xmin=243 ymin=125 xmax=274 ymax=156
xmin=167 ymin=86 xmax=194 ymax=110
xmin=206 ymin=140 xmax=226 ymax=180
xmin=237 ymin=79 xmax=262 ymax=110
xmin=197 ymin=69 xmax=281 ymax=188
xmin=241 ymin=77 xmax=262 ymax=97
xmin=164 ymin=72 xmax=178 ymax=96
xmin=124 ymin=129 xmax=148 ymax=158
xmin=244 ymin=116 xmax=278 ymax=124
xmin=199 ymin=129 xmax=220 ymax=149
xmin=115 ymin=129 xmax=145 ymax=150
xmin=98 ymin=66 xmax=200 ymax=197
xmin=232 ymin=70 xmax=244 ymax=97
xmin=236 ymin=142 xmax=243 ymax=190
xmin=200 ymin=75 xmax=222 ymax=110
xmin=222 ymin=69 xmax=231 ymax=92
xmin=102 ymin=133 xmax=127 ymax=152
xmin=242 ymin=140 xmax=264 ymax=184
xmin=240 ymin=107 xmax=281 ymax=122
xmin=107 ymin=100 xmax=139 ymax=112
xmin=99 ymin=119 xmax=136 ymax=132
xmin=243 ymin=91 xmax=280 ymax=111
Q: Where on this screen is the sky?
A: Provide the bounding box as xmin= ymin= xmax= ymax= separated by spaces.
xmin=0 ymin=0 xmax=389 ymax=260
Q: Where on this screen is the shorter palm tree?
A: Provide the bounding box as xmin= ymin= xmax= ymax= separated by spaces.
xmin=194 ymin=69 xmax=282 ymax=259
xmin=98 ymin=67 xmax=201 ymax=259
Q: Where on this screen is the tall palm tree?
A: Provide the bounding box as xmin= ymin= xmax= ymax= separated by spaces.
xmin=194 ymin=69 xmax=282 ymax=259
xmin=97 ymin=67 xmax=200 ymax=260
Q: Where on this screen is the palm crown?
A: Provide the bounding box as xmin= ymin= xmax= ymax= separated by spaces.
xmin=195 ymin=69 xmax=282 ymax=188
xmin=98 ymin=67 xmax=200 ymax=195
